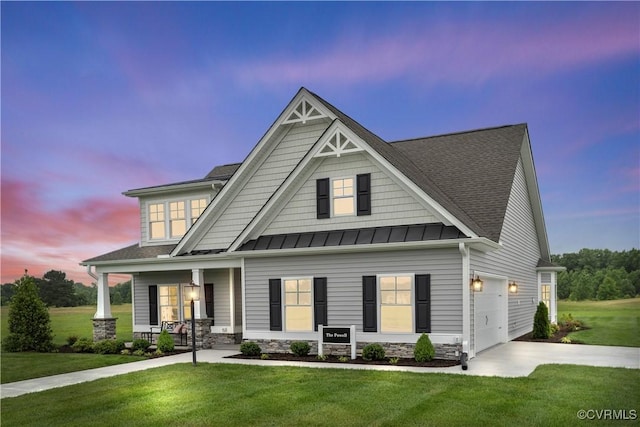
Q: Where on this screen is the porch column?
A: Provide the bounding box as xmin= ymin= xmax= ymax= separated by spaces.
xmin=191 ymin=269 xmax=211 ymax=349
xmin=93 ymin=272 xmax=116 ymax=341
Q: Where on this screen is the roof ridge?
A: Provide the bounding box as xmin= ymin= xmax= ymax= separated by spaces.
xmin=391 ymin=123 xmax=527 ymax=144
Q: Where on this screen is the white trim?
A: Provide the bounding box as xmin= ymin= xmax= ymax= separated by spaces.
xmin=282 ymin=276 xmax=314 ymax=333
xmin=472 ymin=272 xmax=509 ymax=355
xmin=229 ymin=268 xmax=235 ymax=331
xmin=171 ymin=89 xmax=336 ymax=256
xmin=459 ymin=243 xmax=471 ymax=356
xmin=145 ymin=196 xmax=209 ymax=244
xmin=330 ymin=176 xmax=356 ymax=217
xmin=241 ymin=257 xmax=247 ymax=338
xmin=314 ymin=129 xmax=364 ymax=158
xmin=376 ymin=273 xmax=415 ymax=334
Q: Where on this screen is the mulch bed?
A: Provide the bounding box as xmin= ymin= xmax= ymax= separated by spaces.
xmin=514 ymin=326 xmax=588 ymax=344
xmin=227 ymin=353 xmax=459 ymax=367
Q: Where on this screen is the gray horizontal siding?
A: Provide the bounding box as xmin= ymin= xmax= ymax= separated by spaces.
xmin=264 ymin=153 xmax=439 ymax=235
xmin=196 ymin=121 xmax=330 ymax=250
xmin=133 ymin=271 xmax=192 ymax=326
xmin=244 ymin=248 xmax=462 ymax=334
xmin=205 ymin=269 xmax=231 ymax=326
xmin=470 ymin=157 xmax=541 ymax=339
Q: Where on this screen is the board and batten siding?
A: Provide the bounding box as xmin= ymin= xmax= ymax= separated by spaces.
xmin=264 ymin=153 xmax=440 ymax=235
xmin=470 ymin=157 xmax=541 ymax=340
xmin=244 ymin=248 xmax=462 ymax=334
xmin=195 ymin=121 xmax=330 ymax=250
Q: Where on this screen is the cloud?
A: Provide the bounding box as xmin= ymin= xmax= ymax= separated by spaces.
xmin=232 ymin=6 xmax=638 ymax=88
xmin=1 ymin=179 xmax=139 ymax=284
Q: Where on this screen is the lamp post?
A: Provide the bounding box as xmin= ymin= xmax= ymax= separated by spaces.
xmin=187 ymin=281 xmax=200 ymax=366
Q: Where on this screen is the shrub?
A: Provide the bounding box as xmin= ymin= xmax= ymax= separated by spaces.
xmin=389 ymin=357 xmax=400 ymax=365
xmin=414 ymin=333 xmax=435 ymax=362
xmin=362 ymin=343 xmax=385 ymax=361
xmin=559 ymin=313 xmax=583 ymax=331
xmin=157 ymin=330 xmax=175 ymax=353
xmin=532 ymin=302 xmax=551 ymax=339
xmin=121 ymin=349 xmax=131 ymax=355
xmin=72 ymin=337 xmax=95 ymax=353
xmin=561 ymin=336 xmax=572 ymax=344
xmin=132 ymin=338 xmax=150 ymax=352
xmin=316 ymin=354 xmax=328 ymax=361
xmin=240 ymin=341 xmax=261 ymax=356
xmin=290 ymin=341 xmax=311 ymax=357
xmin=260 ymin=353 xmax=270 ymax=360
xmin=93 ymin=339 xmax=126 ymax=355
xmin=66 ymin=336 xmax=79 ymax=346
xmin=132 ymin=349 xmax=146 ymax=357
xmin=3 ymin=275 xmax=54 ymax=352
xmin=338 ymin=356 xmax=349 ymax=362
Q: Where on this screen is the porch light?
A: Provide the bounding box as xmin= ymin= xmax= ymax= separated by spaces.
xmin=508 ymin=282 xmax=518 ymax=294
xmin=471 ymin=275 xmax=483 ymax=292
xmin=186 ymin=281 xmax=200 ymax=366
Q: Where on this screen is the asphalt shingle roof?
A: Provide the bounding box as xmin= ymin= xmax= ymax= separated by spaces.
xmin=82 ymin=243 xmax=175 ymax=263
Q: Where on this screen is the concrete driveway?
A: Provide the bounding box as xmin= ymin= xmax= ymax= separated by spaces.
xmin=2 ymin=342 xmax=638 ymax=398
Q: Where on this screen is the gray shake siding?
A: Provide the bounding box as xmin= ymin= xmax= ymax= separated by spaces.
xmin=470 ymin=157 xmax=541 ymax=340
xmin=196 ymin=120 xmax=331 ymax=250
xmin=244 ymin=248 xmax=462 ymax=334
xmin=264 ymin=153 xmax=440 ymax=235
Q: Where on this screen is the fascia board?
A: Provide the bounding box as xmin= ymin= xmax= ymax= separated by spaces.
xmin=171 ymin=89 xmax=337 ymax=257
xmin=520 ymin=129 xmax=551 ymax=260
xmin=85 ymin=253 xmax=241 ymax=273
xmin=123 ymin=180 xmax=225 ymax=198
xmin=536 ymin=265 xmax=566 ymax=272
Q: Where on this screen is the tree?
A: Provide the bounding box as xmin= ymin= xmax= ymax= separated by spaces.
xmin=3 ymin=274 xmax=54 ymax=352
xmin=37 ymin=270 xmax=78 ymax=307
xmin=596 ymin=276 xmax=620 ymax=301
xmin=532 ymin=302 xmax=550 ymax=339
xmin=1 ymin=283 xmax=16 ymax=305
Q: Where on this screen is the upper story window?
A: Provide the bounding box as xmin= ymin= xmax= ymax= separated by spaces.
xmin=332 ymin=178 xmax=355 ymax=216
xmin=148 ymin=198 xmax=207 ymax=241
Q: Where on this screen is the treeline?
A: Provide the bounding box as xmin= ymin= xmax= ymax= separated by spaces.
xmin=1 ymin=270 xmax=131 ymax=307
xmin=552 ymin=248 xmax=640 ymax=301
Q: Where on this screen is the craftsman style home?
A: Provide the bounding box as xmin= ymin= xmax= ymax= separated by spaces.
xmin=83 ymin=88 xmax=562 ymax=359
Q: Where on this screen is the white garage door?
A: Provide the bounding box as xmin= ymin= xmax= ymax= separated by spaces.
xmin=474 ymin=277 xmax=505 ymax=353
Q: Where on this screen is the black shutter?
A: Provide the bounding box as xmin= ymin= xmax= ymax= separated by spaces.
xmin=316 ymin=178 xmax=330 ymax=219
xmin=357 ymin=173 xmax=371 ymax=216
xmin=149 ymin=285 xmax=158 ymax=326
xmin=314 ymin=277 xmax=328 ymax=331
xmin=415 ymin=274 xmax=431 ymax=333
xmin=204 ymin=283 xmax=214 ymax=320
xmin=269 ymin=279 xmax=282 ymax=331
xmin=362 ymin=276 xmax=377 ymax=332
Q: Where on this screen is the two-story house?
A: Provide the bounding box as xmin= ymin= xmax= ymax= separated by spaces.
xmin=82 ymin=88 xmax=563 ymax=359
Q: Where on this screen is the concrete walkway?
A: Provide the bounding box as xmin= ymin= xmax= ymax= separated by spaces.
xmin=2 ymin=342 xmax=638 ymax=399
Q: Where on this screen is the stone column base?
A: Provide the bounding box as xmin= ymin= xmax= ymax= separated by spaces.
xmin=186 ymin=318 xmax=212 ymax=349
xmin=93 ymin=318 xmax=117 ymax=341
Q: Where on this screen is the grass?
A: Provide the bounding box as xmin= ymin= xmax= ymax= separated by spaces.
xmin=1 ymin=304 xmax=139 ymax=383
xmin=558 ymin=298 xmax=640 ymax=347
xmin=1 ymin=363 xmax=638 ymax=426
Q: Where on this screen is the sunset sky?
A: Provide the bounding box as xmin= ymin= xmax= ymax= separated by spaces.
xmin=2 ymin=2 xmax=639 ymax=285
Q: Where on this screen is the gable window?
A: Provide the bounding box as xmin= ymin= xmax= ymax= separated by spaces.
xmin=284 ymin=278 xmax=313 ymax=331
xmin=170 ymin=201 xmax=186 ymax=238
xmin=380 ymin=275 xmax=413 ymax=333
xmin=191 ymin=199 xmax=207 ymax=224
xmin=332 ymin=178 xmax=355 ymax=216
xmin=148 ymin=197 xmax=208 ymax=241
xmin=149 ymin=203 xmax=166 ymax=239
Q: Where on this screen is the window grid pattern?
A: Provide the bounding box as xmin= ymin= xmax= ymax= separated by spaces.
xmin=380 ymin=275 xmax=413 ymax=333
xmin=149 ymin=203 xmax=165 ymax=239
xmin=169 ymin=201 xmax=186 ymax=238
xmin=191 ymin=199 xmax=207 ymax=224
xmin=284 ymin=278 xmax=312 ymax=332
xmin=332 ymin=178 xmax=354 ymax=216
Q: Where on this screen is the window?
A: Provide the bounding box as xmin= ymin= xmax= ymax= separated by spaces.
xmin=149 ymin=203 xmax=166 ymax=239
xmin=191 ymin=199 xmax=207 ymax=224
xmin=541 ymin=284 xmax=551 ymax=309
xmin=159 ymin=285 xmax=179 ymax=322
xmin=148 ymin=197 xmax=208 ymax=240
xmin=284 ymin=278 xmax=312 ymax=331
xmin=169 ymin=201 xmax=186 ymax=238
xmin=332 ymin=178 xmax=355 ymax=216
xmin=379 ymin=275 xmax=413 ymax=333
xmin=182 ymin=287 xmax=193 ymax=320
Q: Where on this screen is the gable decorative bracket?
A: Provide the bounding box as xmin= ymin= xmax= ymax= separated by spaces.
xmin=314 ymin=129 xmax=364 ymax=158
xmin=282 ymin=99 xmax=326 ymax=124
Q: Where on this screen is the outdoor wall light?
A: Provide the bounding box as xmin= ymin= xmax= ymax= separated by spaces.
xmin=186 ymin=281 xmax=200 ymax=366
xmin=471 ymin=275 xmax=483 ymax=292
xmin=508 ymin=282 xmax=519 ymax=294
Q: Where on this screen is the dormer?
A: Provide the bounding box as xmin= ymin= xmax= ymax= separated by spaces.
xmin=124 ymin=163 xmax=240 ymax=246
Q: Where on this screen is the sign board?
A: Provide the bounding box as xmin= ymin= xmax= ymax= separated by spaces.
xmin=322 ymin=327 xmax=350 ymax=343
xmin=318 ymin=325 xmax=356 ymax=359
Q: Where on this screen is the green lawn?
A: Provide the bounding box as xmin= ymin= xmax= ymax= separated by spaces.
xmin=558 ymin=298 xmax=640 ymax=347
xmin=2 ymin=363 xmax=638 ymax=426
xmin=1 ymin=304 xmax=138 ymax=383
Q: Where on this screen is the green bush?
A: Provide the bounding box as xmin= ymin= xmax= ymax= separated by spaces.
xmin=157 ymin=330 xmax=175 ymax=353
xmin=71 ymin=337 xmax=95 ymax=353
xmin=93 ymin=339 xmax=126 ymax=355
xmin=290 ymin=341 xmax=311 ymax=357
xmin=132 ymin=349 xmax=146 ymax=357
xmin=66 ymin=336 xmax=79 ymax=346
xmin=132 ymin=338 xmax=150 ymax=352
xmin=414 ymin=333 xmax=435 ymax=362
xmin=240 ymin=341 xmax=261 ymax=356
xmin=532 ymin=302 xmax=551 ymax=339
xmin=362 ymin=343 xmax=385 ymax=361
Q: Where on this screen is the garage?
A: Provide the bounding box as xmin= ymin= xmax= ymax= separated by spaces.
xmin=474 ymin=276 xmax=507 ymax=353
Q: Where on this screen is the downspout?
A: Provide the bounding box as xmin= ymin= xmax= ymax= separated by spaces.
xmin=459 ymin=243 xmax=471 ymax=366
xmin=86 ymin=265 xmax=98 ymax=282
